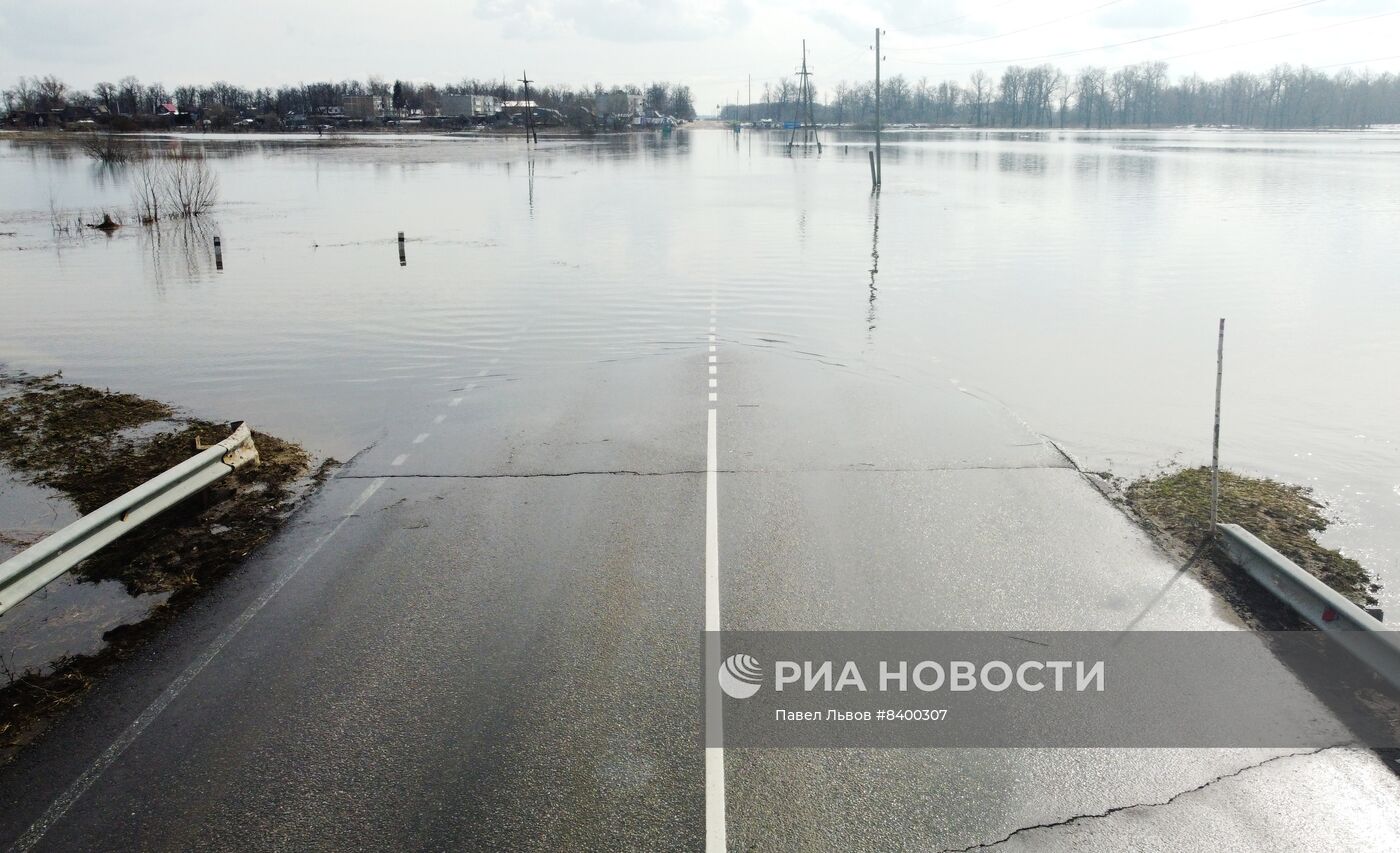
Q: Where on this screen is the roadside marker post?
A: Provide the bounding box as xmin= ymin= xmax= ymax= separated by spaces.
xmin=1210 ymin=318 xmax=1225 ymax=537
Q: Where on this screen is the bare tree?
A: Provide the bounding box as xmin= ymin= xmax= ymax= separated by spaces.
xmin=34 ymin=75 xmax=67 ymax=111
xmin=81 ymin=132 xmax=141 ymax=163
xmin=163 ymin=153 xmax=219 ymax=217
xmin=130 ymin=159 xmax=164 ymax=223
xmin=968 ymin=70 xmax=990 ymax=127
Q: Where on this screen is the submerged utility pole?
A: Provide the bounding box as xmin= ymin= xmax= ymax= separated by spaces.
xmin=1211 ymin=318 xmax=1225 ymax=537
xmin=518 ymin=70 xmax=537 ymax=144
xmin=747 ymin=75 xmax=752 ymax=124
xmin=787 ymin=40 xmax=822 ymax=153
xmin=874 ymin=27 xmax=883 ymax=187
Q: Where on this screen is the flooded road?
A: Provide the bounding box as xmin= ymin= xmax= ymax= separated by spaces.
xmin=3 ymin=128 xmax=1400 ymax=850
xmin=2 ymin=127 xmax=1397 ymax=617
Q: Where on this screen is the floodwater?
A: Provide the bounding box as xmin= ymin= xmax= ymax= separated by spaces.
xmin=1 ymin=127 xmax=1398 ymax=623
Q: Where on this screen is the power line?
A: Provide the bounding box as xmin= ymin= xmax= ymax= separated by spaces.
xmin=892 ymin=0 xmax=1023 ymax=36
xmin=894 ymin=0 xmax=1339 ymax=67
xmin=1314 ymin=52 xmax=1400 ymax=70
xmin=1151 ymin=8 xmax=1400 ymax=65
xmin=891 ymin=0 xmax=1130 ymax=52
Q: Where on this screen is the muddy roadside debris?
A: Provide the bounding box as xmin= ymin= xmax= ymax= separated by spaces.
xmin=0 ymin=369 xmax=334 ymax=761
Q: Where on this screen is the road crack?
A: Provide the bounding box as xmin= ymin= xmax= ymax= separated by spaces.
xmin=938 ymin=746 xmax=1344 ymax=852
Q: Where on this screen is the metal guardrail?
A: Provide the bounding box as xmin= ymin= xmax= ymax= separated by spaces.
xmin=1217 ymin=523 xmax=1400 ymax=691
xmin=0 ymin=422 xmax=259 ymax=616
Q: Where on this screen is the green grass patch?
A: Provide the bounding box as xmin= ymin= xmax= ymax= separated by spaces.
xmin=1126 ymin=466 xmax=1379 ymax=608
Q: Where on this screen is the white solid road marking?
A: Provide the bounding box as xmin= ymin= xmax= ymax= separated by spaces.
xmin=704 ymin=406 xmax=726 ymax=853
xmin=15 ymin=478 xmax=387 ymax=851
xmin=19 ymin=325 xmax=546 ymax=847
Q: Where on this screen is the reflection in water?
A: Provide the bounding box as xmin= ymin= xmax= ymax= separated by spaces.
xmin=867 ymin=191 xmax=880 ymax=337
xmin=137 ymin=217 xmax=221 ymax=291
xmin=3 ymin=128 xmax=1400 ymax=620
xmin=997 ymin=151 xmax=1048 ymax=174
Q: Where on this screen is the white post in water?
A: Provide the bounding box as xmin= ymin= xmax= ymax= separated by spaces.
xmin=1211 ymin=318 xmax=1225 ymax=537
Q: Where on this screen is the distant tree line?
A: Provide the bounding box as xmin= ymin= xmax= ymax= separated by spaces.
xmin=1 ymin=75 xmax=698 ymax=121
xmin=722 ymin=62 xmax=1400 ymax=129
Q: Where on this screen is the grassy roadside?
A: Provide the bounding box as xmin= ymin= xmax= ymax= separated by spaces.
xmin=0 ymin=369 xmax=332 ymax=760
xmin=1124 ymin=466 xmax=1380 ymax=610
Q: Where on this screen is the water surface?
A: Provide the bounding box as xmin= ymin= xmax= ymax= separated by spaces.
xmin=2 ymin=127 xmax=1397 ymax=619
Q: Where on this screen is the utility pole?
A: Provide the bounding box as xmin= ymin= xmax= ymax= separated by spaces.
xmin=787 ymin=40 xmax=822 ymax=153
xmin=747 ymin=75 xmax=752 ymax=124
xmin=874 ymin=27 xmax=883 ymax=186
xmin=518 ymin=70 xmax=537 ymax=143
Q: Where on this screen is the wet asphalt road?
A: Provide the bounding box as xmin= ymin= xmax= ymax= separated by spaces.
xmin=3 ymin=322 xmax=1400 ymax=851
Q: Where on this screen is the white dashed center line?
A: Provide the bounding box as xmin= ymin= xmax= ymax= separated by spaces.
xmin=412 ymin=433 xmax=430 ymax=445
xmin=704 ymin=300 xmax=726 ymax=853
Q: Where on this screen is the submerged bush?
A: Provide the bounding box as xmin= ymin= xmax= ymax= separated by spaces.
xmin=79 ymin=132 xmax=141 ymax=164
xmin=128 ymin=152 xmax=219 ymax=223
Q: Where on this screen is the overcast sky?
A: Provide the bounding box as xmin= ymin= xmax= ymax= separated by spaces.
xmin=2 ymin=0 xmax=1397 ymax=109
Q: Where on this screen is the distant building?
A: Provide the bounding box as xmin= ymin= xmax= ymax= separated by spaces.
xmin=593 ymin=92 xmax=646 ymax=117
xmin=156 ymin=102 xmax=179 ymax=116
xmin=439 ymin=94 xmax=501 ymax=118
xmin=341 ymin=95 xmax=384 ymax=120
